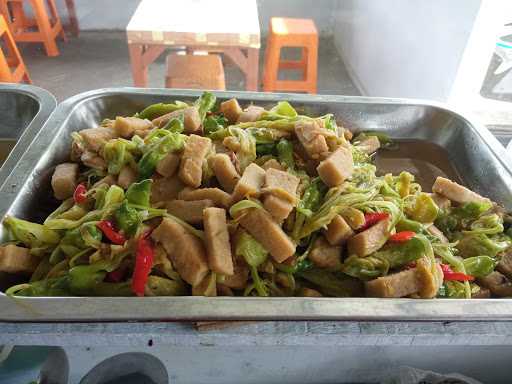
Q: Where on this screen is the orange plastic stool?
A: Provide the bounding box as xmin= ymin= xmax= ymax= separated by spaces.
xmin=263 ymin=17 xmax=318 ymax=94
xmin=165 ymin=54 xmax=226 ymax=90
xmin=0 ymin=0 xmax=66 ymax=57
xmin=0 ymin=15 xmax=31 ymax=83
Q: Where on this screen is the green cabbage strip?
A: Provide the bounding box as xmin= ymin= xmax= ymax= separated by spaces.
xmin=229 ymin=199 xmax=264 ymax=218
xmin=300 ymin=189 xmax=377 ymax=239
xmin=432 ymin=241 xmax=471 ymax=298
xmin=236 ymin=231 xmax=269 ymax=297
xmin=4 ymin=216 xmax=60 ymax=248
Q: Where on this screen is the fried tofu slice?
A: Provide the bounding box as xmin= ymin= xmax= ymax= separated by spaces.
xmin=178 ymin=134 xmax=212 ymax=188
xmin=165 ymin=199 xmax=215 ymax=224
xmin=238 ymin=208 xmax=296 ymax=263
xmin=365 ymin=257 xmax=443 ymax=298
xmin=152 ymin=106 xmax=202 ymax=134
xmin=151 ymin=218 xmax=209 ymax=286
xmin=204 ymin=208 xmax=234 ymax=275
xmin=179 ymin=187 xmax=231 ymax=208
xmin=432 ymin=177 xmax=491 ymax=205
xmin=209 ymin=153 xmax=240 ymax=193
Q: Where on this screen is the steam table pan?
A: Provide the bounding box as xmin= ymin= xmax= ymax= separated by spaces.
xmin=1 ymin=88 xmax=511 ymax=322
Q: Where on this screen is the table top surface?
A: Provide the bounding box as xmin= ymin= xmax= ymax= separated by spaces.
xmin=126 ymin=0 xmax=261 ymax=48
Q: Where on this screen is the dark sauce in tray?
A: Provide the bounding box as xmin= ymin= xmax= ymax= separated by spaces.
xmin=0 ymin=139 xmax=17 ymax=166
xmin=374 ymin=139 xmax=463 ymax=191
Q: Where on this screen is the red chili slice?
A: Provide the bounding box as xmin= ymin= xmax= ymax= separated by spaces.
xmin=131 ymin=232 xmax=154 ymax=297
xmin=361 ymin=212 xmax=389 ymax=230
xmin=388 ymin=231 xmax=416 ymax=243
xmin=73 ymin=183 xmax=88 ymax=204
xmin=440 ymin=263 xmax=475 ymax=282
xmin=96 ymin=220 xmax=126 ymax=245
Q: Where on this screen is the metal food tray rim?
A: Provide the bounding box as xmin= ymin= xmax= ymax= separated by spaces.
xmin=1 ymin=87 xmax=511 ymax=322
xmin=0 ymin=83 xmax=57 ymax=189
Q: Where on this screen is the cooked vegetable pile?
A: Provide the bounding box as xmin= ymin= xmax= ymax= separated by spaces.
xmin=2 ymin=92 xmax=512 ymax=298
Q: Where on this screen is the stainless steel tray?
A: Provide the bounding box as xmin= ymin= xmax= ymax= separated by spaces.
xmin=0 ymin=83 xmax=56 ymax=187
xmin=1 ymin=87 xmax=511 ymax=322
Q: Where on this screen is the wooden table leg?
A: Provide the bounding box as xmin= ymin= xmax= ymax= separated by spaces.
xmin=246 ymin=47 xmax=259 ymax=91
xmin=128 ymin=43 xmax=148 ymax=87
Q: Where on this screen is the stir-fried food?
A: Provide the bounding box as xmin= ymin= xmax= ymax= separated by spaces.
xmin=2 ymin=92 xmax=512 ymax=299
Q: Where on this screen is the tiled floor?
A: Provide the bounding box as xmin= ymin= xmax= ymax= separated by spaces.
xmin=19 ymin=31 xmax=360 ymax=101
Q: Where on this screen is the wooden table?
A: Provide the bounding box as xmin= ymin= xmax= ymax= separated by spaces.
xmin=126 ymin=0 xmax=261 ymax=91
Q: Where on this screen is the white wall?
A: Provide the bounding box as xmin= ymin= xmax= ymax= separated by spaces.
xmin=332 ymin=0 xmax=482 ymax=100
xmin=58 ymin=0 xmax=337 ymax=35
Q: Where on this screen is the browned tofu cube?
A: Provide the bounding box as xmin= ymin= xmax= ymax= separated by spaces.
xmin=150 ymin=176 xmax=185 ymax=203
xmin=308 ymin=237 xmax=342 ymax=269
xmin=80 ymin=151 xmax=106 ymax=170
xmin=263 ymin=168 xmax=300 ymax=202
xmin=222 ymin=258 xmax=249 ymax=289
xmin=347 ymin=217 xmax=390 ymax=257
xmin=238 ymin=105 xmax=265 ymax=122
xmin=0 ymin=244 xmax=37 ymax=274
xmin=51 ymin=163 xmax=79 ymax=200
xmin=156 ymin=152 xmax=180 ymax=178
xmin=114 ymin=116 xmax=152 ymax=138
xmin=317 ymin=146 xmax=354 ymax=187
xmin=355 ymin=136 xmax=380 ymax=154
xmin=294 ymin=120 xmax=329 ymax=159
xmin=79 ymin=127 xmax=117 ymax=152
xmin=192 ymin=272 xmax=217 ymax=297
xmin=261 ymin=159 xmax=284 ymax=171
xmin=263 ymin=195 xmax=294 ymax=222
xmin=325 ymin=215 xmax=354 ymax=245
xmin=231 ymin=163 xmax=266 ymax=203
xmin=117 ymin=165 xmax=137 ymax=189
xmin=220 ymin=98 xmax=242 ymax=123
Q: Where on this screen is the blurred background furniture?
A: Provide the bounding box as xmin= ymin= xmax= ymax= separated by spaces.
xmin=0 ymin=14 xmax=31 ymax=83
xmin=0 ymin=0 xmax=66 ymax=56
xmin=126 ymin=0 xmax=260 ymax=91
xmin=263 ymin=17 xmax=318 ymax=94
xmin=165 ymin=53 xmax=226 ymax=90
xmin=62 ymin=0 xmax=78 ymax=37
